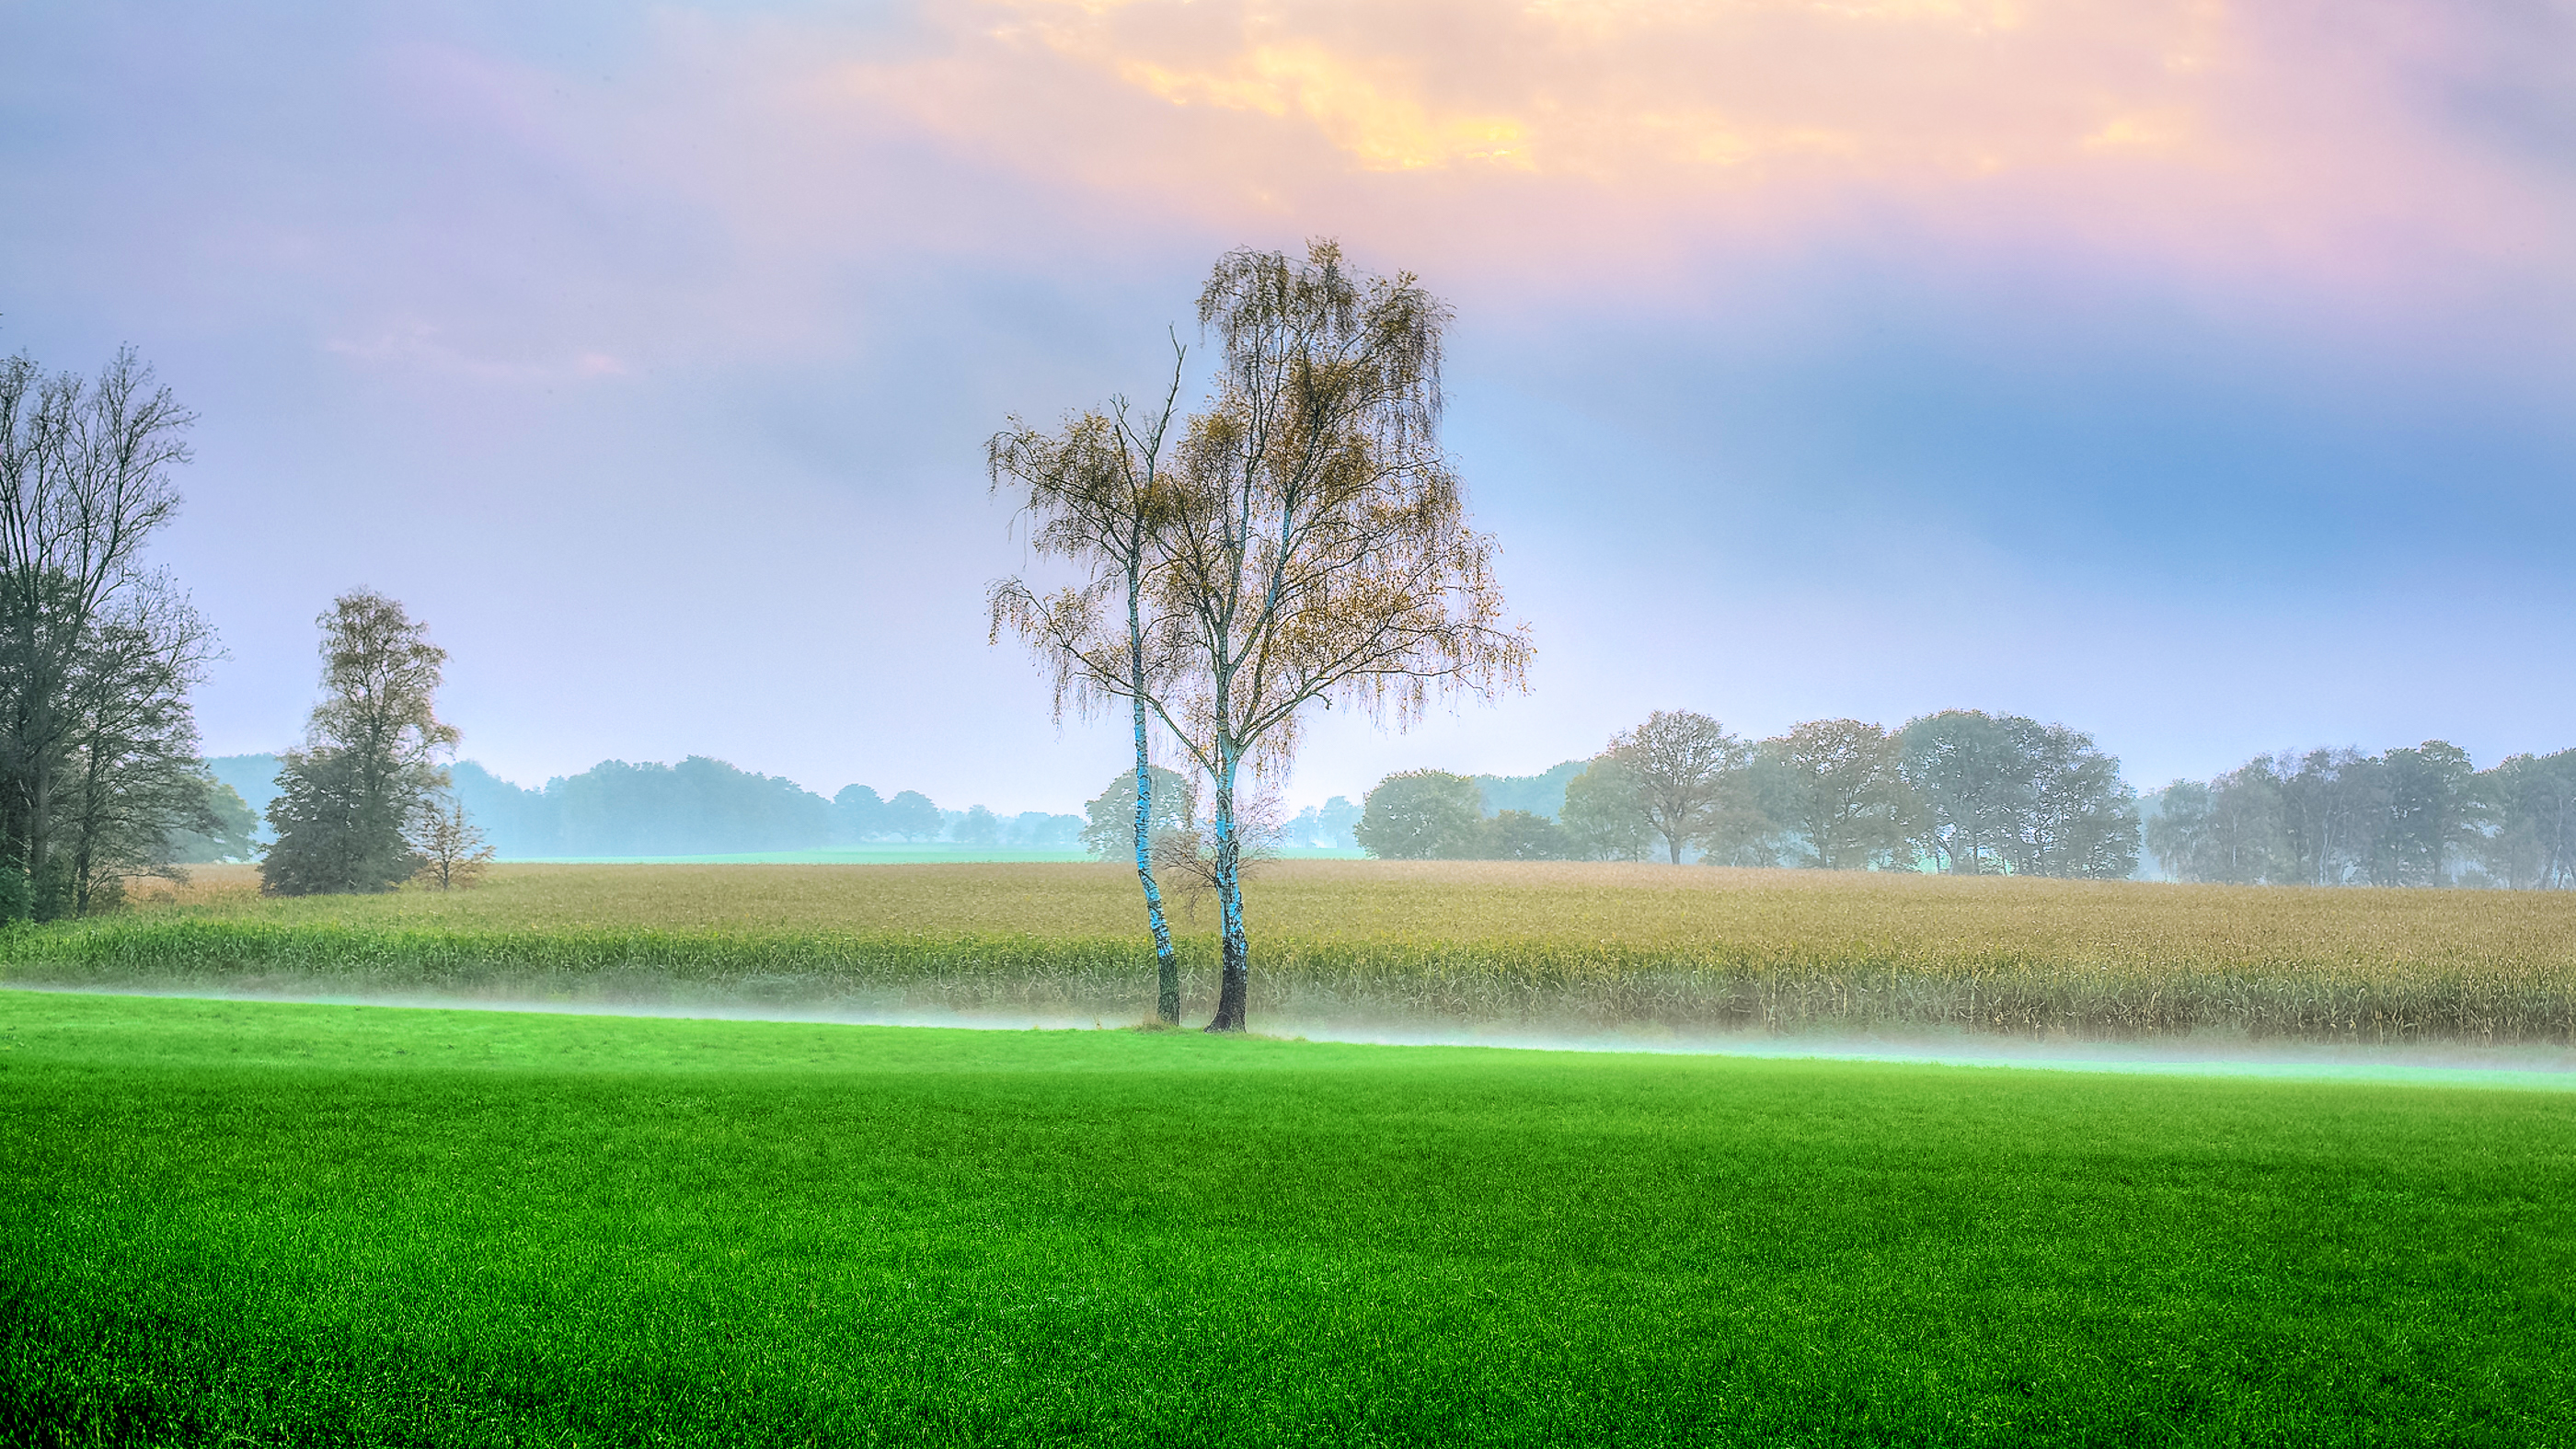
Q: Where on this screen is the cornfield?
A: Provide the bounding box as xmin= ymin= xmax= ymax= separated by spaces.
xmin=12 ymin=860 xmax=2572 ymax=1042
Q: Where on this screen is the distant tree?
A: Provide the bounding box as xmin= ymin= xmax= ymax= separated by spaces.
xmin=1472 ymin=761 xmax=1586 ymax=820
xmin=2478 ymin=749 xmax=2576 ymax=890
xmin=2210 ymin=761 xmax=2289 ymax=883
xmin=203 ymin=753 xmax=284 ymax=824
xmin=2275 ymin=747 xmax=2382 ymax=886
xmin=165 ymin=776 xmax=260 ymax=864
xmin=1897 ymin=711 xmax=2026 ymax=874
xmin=2161 ymin=742 xmax=2576 ymax=891
xmin=1896 ymin=711 xmax=2137 ymax=878
xmin=1082 ymin=766 xmax=1196 ymax=861
xmin=1002 ymin=810 xmax=1084 ymax=849
xmin=1282 ymin=804 xmax=1327 ymax=846
xmin=1559 ymin=756 xmax=1650 ymax=861
xmin=2151 ymin=759 xmax=2287 ymax=884
xmin=412 ymin=793 xmax=494 ymax=889
xmin=833 ymin=785 xmax=888 ymax=843
xmin=2007 ymin=719 xmax=2140 ymax=880
xmin=1700 ymin=746 xmax=1797 ymax=868
xmin=1480 ymin=809 xmax=1570 ymax=860
xmin=989 ymin=337 xmax=1191 ymax=1022
xmin=262 ymin=591 xmax=458 ymax=896
xmin=1602 ymin=710 xmax=1746 ymax=864
xmin=1765 ymin=719 xmax=1915 ymax=870
xmin=1138 ymin=242 xmax=1529 ymax=1031
xmin=453 ymin=756 xmax=829 ymax=858
xmin=955 ymin=804 xmax=1003 ymax=847
xmin=447 ymin=761 xmax=554 ymax=858
xmin=880 ymin=790 xmax=943 ymax=843
xmin=1154 ymin=792 xmax=1282 ymax=913
xmin=1317 ymin=795 xmax=1363 ymax=848
xmin=2146 ymin=779 xmax=2214 ymax=880
xmin=1283 ymin=796 xmax=1366 ymax=848
xmin=0 ymin=346 xmax=213 ymax=918
xmin=1356 ymin=770 xmax=1485 ymax=859
xmin=2370 ymin=741 xmax=2478 ymax=886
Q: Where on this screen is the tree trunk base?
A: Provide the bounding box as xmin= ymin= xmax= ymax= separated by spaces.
xmin=1204 ymin=959 xmax=1248 ymax=1033
xmin=1156 ymin=951 xmax=1180 ymax=1026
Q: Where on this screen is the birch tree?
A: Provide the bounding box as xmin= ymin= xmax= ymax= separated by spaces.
xmin=988 ymin=346 xmax=1192 ymax=1023
xmin=1152 ymin=241 xmax=1529 ymax=1031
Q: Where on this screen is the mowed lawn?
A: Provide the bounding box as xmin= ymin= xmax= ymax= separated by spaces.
xmin=4 ymin=995 xmax=2571 ymax=1446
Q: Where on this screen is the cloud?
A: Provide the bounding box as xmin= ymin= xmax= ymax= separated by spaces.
xmin=991 ymin=0 xmax=2220 ymax=179
xmin=794 ymin=0 xmax=2570 ymax=307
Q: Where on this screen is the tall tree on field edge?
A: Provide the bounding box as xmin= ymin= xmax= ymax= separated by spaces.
xmin=261 ymin=590 xmax=460 ymax=896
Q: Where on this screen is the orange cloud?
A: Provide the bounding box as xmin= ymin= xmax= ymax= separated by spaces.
xmin=782 ymin=0 xmax=2559 ymax=301
xmin=397 ymin=0 xmax=2562 ymax=363
xmin=967 ymin=0 xmax=2232 ymax=182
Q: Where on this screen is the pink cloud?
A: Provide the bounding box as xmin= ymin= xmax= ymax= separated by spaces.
xmin=792 ymin=0 xmax=2569 ymax=304
xmin=258 ymin=0 xmax=2573 ymax=382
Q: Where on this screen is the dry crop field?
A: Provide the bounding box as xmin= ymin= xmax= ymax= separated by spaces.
xmin=28 ymin=860 xmax=2576 ymax=1042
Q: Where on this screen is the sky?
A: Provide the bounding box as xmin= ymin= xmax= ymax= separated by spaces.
xmin=2 ymin=0 xmax=2570 ymax=813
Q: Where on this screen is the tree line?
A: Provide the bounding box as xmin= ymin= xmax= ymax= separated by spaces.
xmin=452 ymin=769 xmax=1079 ymax=857
xmin=1356 ymin=708 xmax=2142 ymax=879
xmin=252 ymin=598 xmax=1092 ymax=886
xmin=193 ymin=755 xmax=1087 ymax=861
xmin=0 ymin=344 xmax=478 ymax=904
xmin=2146 ymin=744 xmax=2576 ymax=889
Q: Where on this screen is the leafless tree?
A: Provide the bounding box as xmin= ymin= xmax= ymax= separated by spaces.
xmin=412 ymin=792 xmax=495 ymax=890
xmin=1151 ymin=788 xmax=1282 ymax=921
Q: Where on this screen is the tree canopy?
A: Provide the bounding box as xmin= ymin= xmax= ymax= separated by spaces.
xmin=1360 ymin=707 xmax=2140 ymax=878
xmin=261 ymin=591 xmax=457 ymax=895
xmin=2148 ymin=743 xmax=2575 ymax=888
xmin=1355 ymin=769 xmax=1485 ymax=859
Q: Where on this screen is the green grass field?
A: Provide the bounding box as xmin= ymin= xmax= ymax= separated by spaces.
xmin=5 ymin=991 xmax=2571 ymax=1445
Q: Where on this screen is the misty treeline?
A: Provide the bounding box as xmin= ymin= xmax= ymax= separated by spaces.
xmin=198 ymin=753 xmax=1089 ymax=863
xmin=1075 ymin=766 xmax=1361 ymax=861
xmin=443 ymin=764 xmax=1080 ymax=858
xmin=1359 ymin=708 xmax=2142 ymax=879
xmin=230 ymin=592 xmax=1093 ymax=888
xmin=0 ymin=347 xmax=222 ymax=918
xmin=2147 ymin=744 xmax=2576 ymax=890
